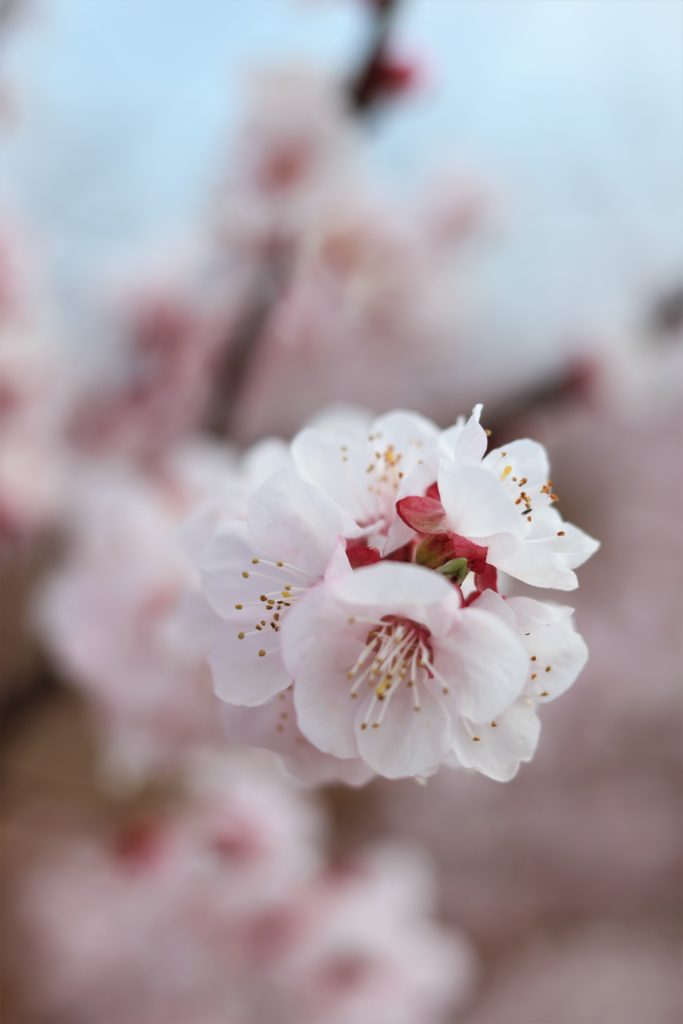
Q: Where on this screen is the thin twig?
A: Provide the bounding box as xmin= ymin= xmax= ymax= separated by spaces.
xmin=207 ymin=0 xmax=405 ymax=437
xmin=348 ymin=0 xmax=403 ymax=115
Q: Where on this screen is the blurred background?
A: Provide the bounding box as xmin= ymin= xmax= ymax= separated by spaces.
xmin=1 ymin=2 xmax=682 ymax=1022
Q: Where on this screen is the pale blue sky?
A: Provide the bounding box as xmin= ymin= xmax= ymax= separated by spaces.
xmin=2 ymin=0 xmax=682 ymax=352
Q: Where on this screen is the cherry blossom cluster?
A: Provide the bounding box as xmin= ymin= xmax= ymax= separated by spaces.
xmin=10 ymin=756 xmax=472 ymax=1024
xmin=197 ymin=404 xmax=599 ymax=783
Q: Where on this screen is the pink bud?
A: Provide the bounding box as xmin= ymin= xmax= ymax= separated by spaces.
xmin=396 ymin=495 xmax=448 ymax=535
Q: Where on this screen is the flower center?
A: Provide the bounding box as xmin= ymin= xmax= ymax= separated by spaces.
xmin=345 ymin=615 xmax=444 ymax=730
xmin=233 ymin=556 xmax=314 ymax=657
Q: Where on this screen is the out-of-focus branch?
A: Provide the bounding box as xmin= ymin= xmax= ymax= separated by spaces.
xmin=348 ymin=0 xmax=404 ymax=115
xmin=205 ymin=243 xmax=289 ymax=436
xmin=648 ymin=283 xmax=683 ymax=339
xmin=206 ymin=0 xmax=405 ymax=437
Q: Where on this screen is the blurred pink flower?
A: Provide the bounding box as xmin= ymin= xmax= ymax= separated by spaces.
xmin=69 ymin=282 xmax=224 ymax=463
xmin=11 ymin=756 xmax=474 ymax=1024
xmin=230 ymin=182 xmax=484 ymax=442
xmin=34 ymin=443 xmax=241 ymax=781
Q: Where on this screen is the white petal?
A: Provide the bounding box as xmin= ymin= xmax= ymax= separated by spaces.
xmin=282 ymin=589 xmax=365 ymax=759
xmin=435 ymin=607 xmax=528 ymax=722
xmin=200 ymin=521 xmax=261 ymax=619
xmin=483 ymin=438 xmax=550 ymax=486
xmin=505 ymin=595 xmax=574 ymax=632
xmin=221 ymin=693 xmax=375 ymax=787
xmin=469 ymin=588 xmax=516 ymax=628
xmin=438 ymin=462 xmax=525 ymax=539
xmin=522 ymin=617 xmax=588 ymax=702
xmin=242 ymin=437 xmax=292 ymax=485
xmin=371 ymin=409 xmax=440 ymax=456
xmin=209 ymin=617 xmax=290 ymax=706
xmin=291 ymin=427 xmax=374 ymax=531
xmin=439 ymin=404 xmax=487 ymax=465
xmin=355 ymin=683 xmax=451 ymax=779
xmin=486 ymin=533 xmax=579 ymax=590
xmin=323 ymin=537 xmax=353 ymax=581
xmin=328 ymin=561 xmax=461 ymax=636
xmin=247 ymin=470 xmax=343 ymax=577
xmin=450 ymin=701 xmax=541 ymax=781
xmin=530 ymin=507 xmax=600 ymax=568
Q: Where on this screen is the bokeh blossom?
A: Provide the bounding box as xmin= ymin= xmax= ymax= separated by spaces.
xmin=34 ymin=444 xmax=237 ymax=781
xmin=8 ymin=755 xmax=474 ymax=1024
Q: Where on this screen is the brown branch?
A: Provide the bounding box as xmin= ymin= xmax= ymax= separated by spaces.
xmin=348 ymin=0 xmax=404 ymax=115
xmin=206 ymin=0 xmax=405 ymax=438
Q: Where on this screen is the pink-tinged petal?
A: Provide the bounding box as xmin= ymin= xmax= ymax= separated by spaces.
xmin=282 ymin=590 xmax=366 ymax=759
xmin=291 ymin=427 xmax=374 ymax=532
xmin=221 ymin=694 xmax=375 ymax=787
xmin=383 ymin=460 xmax=440 ymax=553
xmin=439 ymin=404 xmax=487 ymax=465
xmin=355 ymin=683 xmax=451 ymax=779
xmin=209 ymin=617 xmax=290 ymax=706
xmin=483 ymin=438 xmax=550 ymax=486
xmin=450 ymin=701 xmax=540 ymax=781
xmin=344 ymin=537 xmax=381 ymax=569
xmin=396 ymin=495 xmax=448 ymax=535
xmin=522 ymin=618 xmax=588 ymax=702
xmin=435 ymin=607 xmax=528 ymax=722
xmin=200 ymin=521 xmax=261 ymax=619
xmin=247 ymin=470 xmax=343 ymax=578
xmin=486 ymin=533 xmax=579 ymax=590
xmin=438 ymin=462 xmax=525 ymax=539
xmin=328 ymin=562 xmax=461 ymax=636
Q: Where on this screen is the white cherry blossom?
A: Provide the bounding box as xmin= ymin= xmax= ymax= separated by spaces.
xmin=280 ymin=561 xmax=530 ymax=780
xmin=193 ymin=403 xmax=596 ymax=783
xmin=292 ymin=409 xmax=440 ymax=555
xmin=436 ymin=405 xmax=600 ymax=589
xmin=200 ymin=469 xmax=349 ymax=707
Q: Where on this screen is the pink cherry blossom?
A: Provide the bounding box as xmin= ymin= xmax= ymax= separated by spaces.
xmin=34 ymin=444 xmax=243 ymax=781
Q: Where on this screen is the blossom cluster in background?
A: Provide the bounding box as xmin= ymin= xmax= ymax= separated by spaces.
xmin=7 ymin=756 xmax=473 ymax=1024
